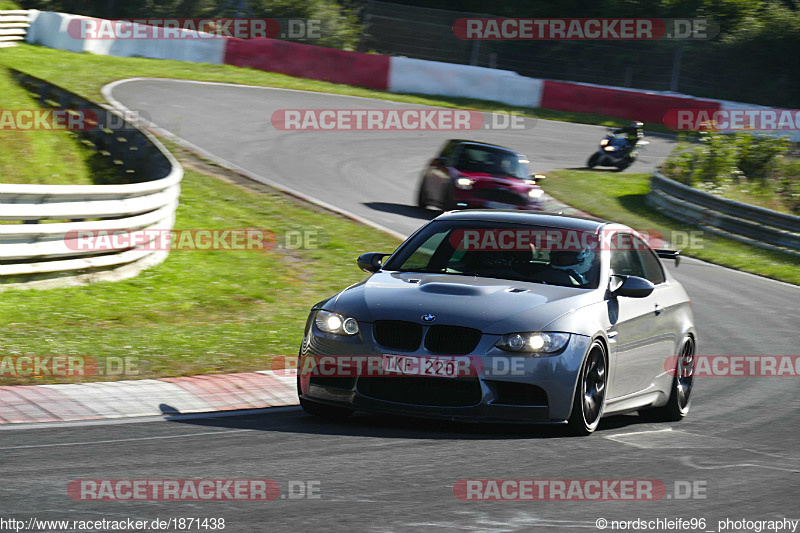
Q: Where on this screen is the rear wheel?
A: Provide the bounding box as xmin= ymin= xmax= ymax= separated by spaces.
xmin=587 ymin=153 xmax=600 ymax=168
xmin=615 ymin=156 xmax=633 ymax=171
xmin=567 ymin=340 xmax=607 ymax=435
xmin=640 ymin=336 xmax=695 ymax=422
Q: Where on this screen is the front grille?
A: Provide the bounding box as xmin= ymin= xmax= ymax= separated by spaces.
xmin=473 ymin=188 xmax=527 ymax=206
xmin=373 ymin=320 xmax=422 ymax=351
xmin=357 ymin=376 xmax=482 ymax=407
xmin=488 ymin=381 xmax=548 ymax=406
xmin=309 ymin=376 xmax=356 ymax=390
xmin=425 ymin=325 xmax=482 ymax=355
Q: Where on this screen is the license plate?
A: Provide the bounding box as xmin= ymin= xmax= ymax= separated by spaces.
xmin=382 ymin=355 xmax=461 ymax=378
xmin=483 ymin=201 xmax=514 ymax=209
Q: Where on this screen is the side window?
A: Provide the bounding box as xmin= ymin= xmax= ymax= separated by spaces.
xmin=398 ymin=231 xmax=448 ymax=270
xmin=610 ymin=249 xmax=646 ymax=278
xmin=440 ymin=141 xmax=459 ymax=164
xmin=637 ymin=248 xmax=666 ymax=285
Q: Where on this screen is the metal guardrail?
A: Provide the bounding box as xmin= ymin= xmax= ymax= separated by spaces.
xmin=0 ymin=70 xmax=183 ymax=288
xmin=0 ymin=9 xmax=30 ymax=48
xmin=646 ymin=171 xmax=800 ymax=255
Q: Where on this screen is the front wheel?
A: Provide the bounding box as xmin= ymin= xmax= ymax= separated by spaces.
xmin=587 ymin=153 xmax=600 ymax=169
xmin=417 ymin=184 xmax=429 ymax=208
xmin=442 ymin=184 xmax=457 ymax=211
xmin=639 ymin=336 xmax=695 ymax=422
xmin=567 ymin=340 xmax=608 ymax=435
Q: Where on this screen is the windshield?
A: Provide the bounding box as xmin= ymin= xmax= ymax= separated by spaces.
xmin=383 ymin=221 xmax=601 ymax=289
xmin=453 ymin=145 xmax=530 ymax=179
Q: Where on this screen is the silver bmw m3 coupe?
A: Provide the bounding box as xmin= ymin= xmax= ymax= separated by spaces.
xmin=298 ymin=211 xmax=696 ymax=435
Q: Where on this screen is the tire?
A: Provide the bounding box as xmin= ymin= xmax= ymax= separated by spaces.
xmin=299 ymin=397 xmax=354 ymax=420
xmin=567 ymin=340 xmax=608 ymax=436
xmin=615 ymin=156 xmax=633 ymax=172
xmin=587 ymin=153 xmax=600 ymax=169
xmin=443 ymin=184 xmax=457 ymax=211
xmin=417 ymin=183 xmax=429 ymax=208
xmin=639 ymin=336 xmax=695 ymax=422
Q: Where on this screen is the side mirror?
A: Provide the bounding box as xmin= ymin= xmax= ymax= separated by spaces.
xmin=611 ymin=275 xmax=654 ymax=298
xmin=432 ymin=156 xmax=447 ymax=168
xmin=357 ymin=252 xmax=390 ymax=273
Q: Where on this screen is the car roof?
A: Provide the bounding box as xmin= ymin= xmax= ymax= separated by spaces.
xmin=449 ymin=140 xmax=522 ymax=156
xmin=436 ymin=210 xmax=620 ymax=232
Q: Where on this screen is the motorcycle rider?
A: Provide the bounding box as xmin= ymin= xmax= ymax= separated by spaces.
xmin=613 ymin=121 xmax=644 ymax=153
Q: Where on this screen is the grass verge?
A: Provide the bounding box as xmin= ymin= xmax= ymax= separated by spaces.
xmin=0 ymin=43 xmax=673 ymax=134
xmin=0 ymin=66 xmax=111 ymax=185
xmin=0 ymin=146 xmax=402 ymax=385
xmin=541 ymin=169 xmax=800 ymax=285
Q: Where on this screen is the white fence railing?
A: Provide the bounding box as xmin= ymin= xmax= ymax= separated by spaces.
xmin=0 ymin=9 xmax=30 ymax=48
xmin=1 ymin=70 xmax=183 ymax=288
xmin=646 ymin=171 xmax=800 ymax=256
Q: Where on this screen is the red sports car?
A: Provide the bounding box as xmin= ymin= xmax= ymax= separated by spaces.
xmin=417 ymin=140 xmax=544 ymax=211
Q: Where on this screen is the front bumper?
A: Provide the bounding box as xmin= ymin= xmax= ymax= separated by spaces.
xmin=298 ymin=321 xmax=591 ymax=424
xmin=455 ymin=188 xmax=543 ymax=211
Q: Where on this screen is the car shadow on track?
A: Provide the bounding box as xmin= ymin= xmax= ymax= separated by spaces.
xmin=363 ymin=202 xmax=438 ymax=220
xmin=164 ymin=406 xmax=648 ymax=440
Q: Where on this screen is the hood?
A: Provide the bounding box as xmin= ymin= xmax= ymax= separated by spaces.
xmin=329 ymin=272 xmax=601 ymax=334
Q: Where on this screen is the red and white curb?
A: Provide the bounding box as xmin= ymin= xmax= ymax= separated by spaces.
xmin=0 ymin=370 xmax=297 ymax=424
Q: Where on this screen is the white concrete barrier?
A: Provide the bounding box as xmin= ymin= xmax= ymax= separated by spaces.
xmin=2 ymin=70 xmax=184 ymax=289
xmin=26 ymin=11 xmax=226 ymax=65
xmin=389 ymin=56 xmax=543 ymax=108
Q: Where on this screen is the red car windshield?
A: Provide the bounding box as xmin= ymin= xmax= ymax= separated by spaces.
xmin=454 ymin=146 xmax=530 ymax=179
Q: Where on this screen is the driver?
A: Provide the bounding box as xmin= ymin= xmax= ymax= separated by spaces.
xmin=550 ymin=249 xmax=595 ymax=285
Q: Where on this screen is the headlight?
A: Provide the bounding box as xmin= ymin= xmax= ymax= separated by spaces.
xmin=604 ymin=146 xmax=616 ymax=152
xmin=495 ymin=332 xmax=570 ymax=354
xmin=600 ymin=138 xmax=609 ymax=146
xmin=315 ymin=310 xmax=360 ymax=336
xmin=528 ymin=188 xmax=543 ymax=199
xmin=455 ymin=177 xmax=473 ymax=190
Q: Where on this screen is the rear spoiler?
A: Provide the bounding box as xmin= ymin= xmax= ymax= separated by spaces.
xmin=656 ymin=249 xmax=681 ymax=266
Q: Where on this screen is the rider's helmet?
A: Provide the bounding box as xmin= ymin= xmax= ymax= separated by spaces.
xmin=550 ymin=249 xmax=595 ymax=284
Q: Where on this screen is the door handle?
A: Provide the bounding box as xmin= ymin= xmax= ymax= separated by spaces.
xmin=654 ymin=304 xmax=662 ymax=316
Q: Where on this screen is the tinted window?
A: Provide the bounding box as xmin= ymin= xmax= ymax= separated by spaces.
xmin=452 ymin=145 xmax=529 ymax=179
xmin=384 ymin=220 xmax=601 ymax=289
xmin=610 ymin=249 xmax=646 ymax=278
xmin=439 ymin=140 xmax=460 ymax=162
xmin=637 ymin=248 xmax=666 ymax=284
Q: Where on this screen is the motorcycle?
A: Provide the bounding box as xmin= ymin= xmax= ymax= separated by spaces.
xmin=587 ymin=131 xmax=649 ymax=171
